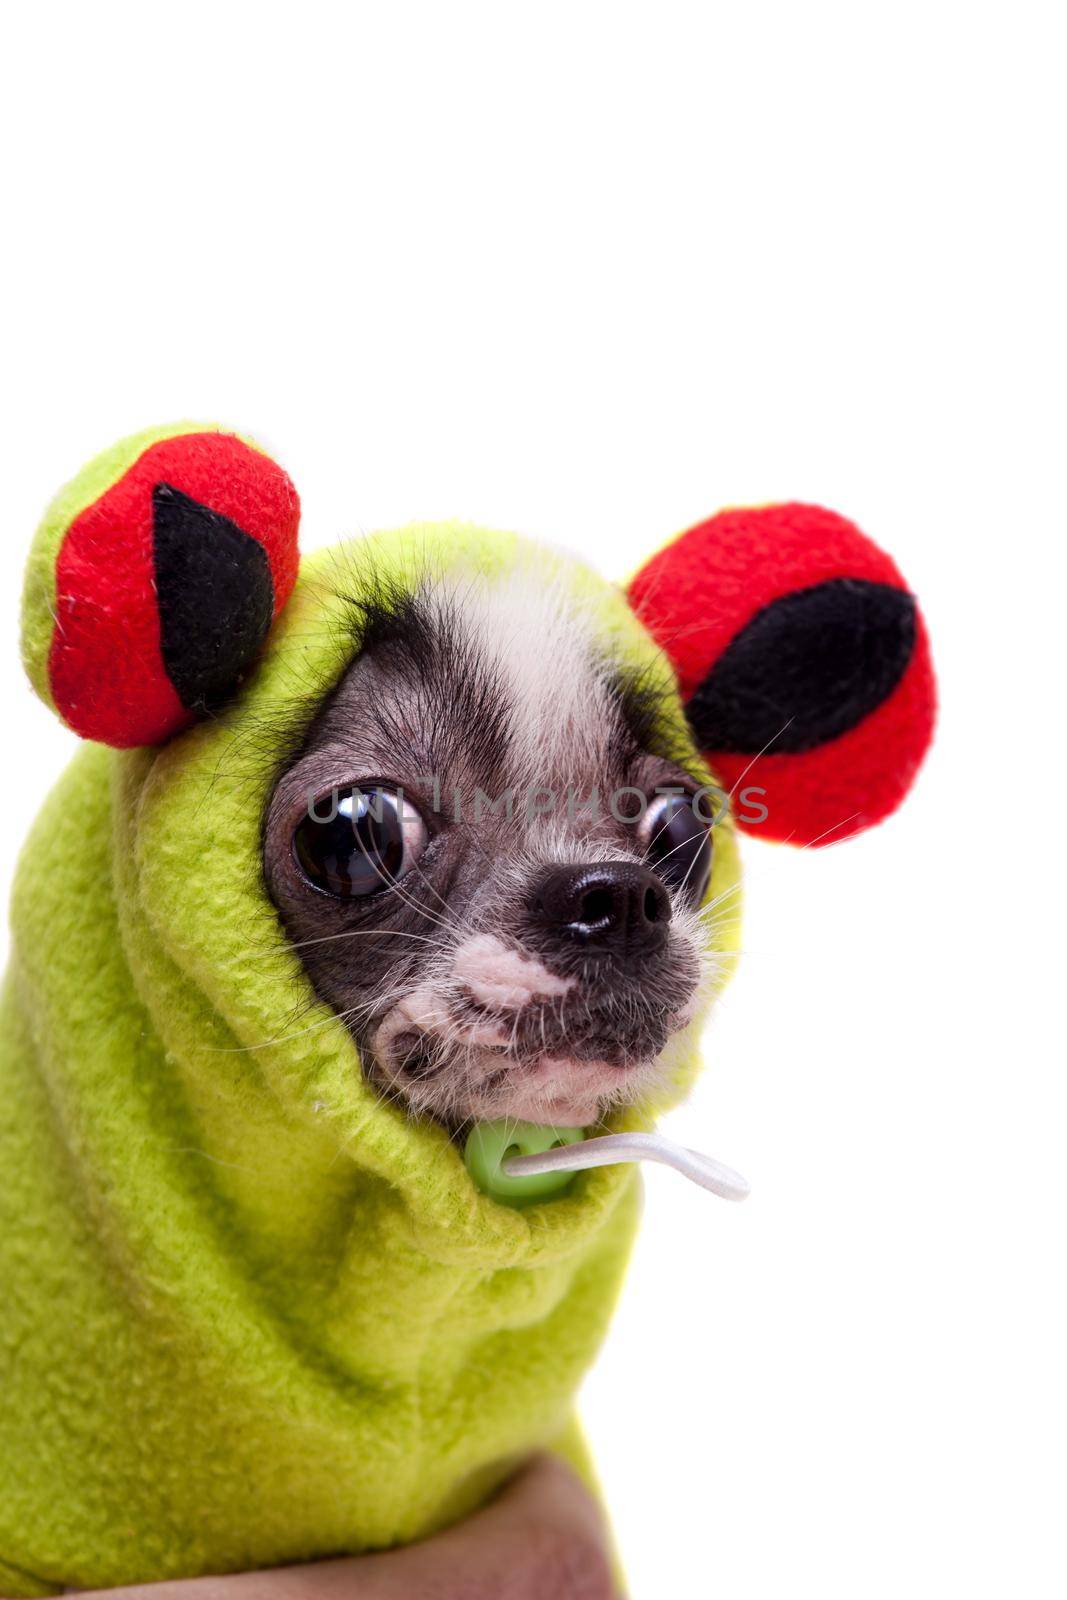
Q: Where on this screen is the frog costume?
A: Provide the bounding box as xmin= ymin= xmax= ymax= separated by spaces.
xmin=0 ymin=426 xmax=934 ymax=1594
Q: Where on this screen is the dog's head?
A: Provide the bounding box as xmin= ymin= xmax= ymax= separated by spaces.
xmin=261 ymin=568 xmax=725 ymax=1126
xmin=21 ymin=425 xmax=936 ymax=1130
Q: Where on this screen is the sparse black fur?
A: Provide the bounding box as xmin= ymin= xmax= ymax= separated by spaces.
xmin=606 ymin=663 xmax=703 ymax=786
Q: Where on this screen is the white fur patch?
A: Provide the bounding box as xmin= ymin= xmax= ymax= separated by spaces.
xmin=428 ymin=565 xmax=618 ymax=798
xmin=452 ymin=933 xmax=573 ymax=1010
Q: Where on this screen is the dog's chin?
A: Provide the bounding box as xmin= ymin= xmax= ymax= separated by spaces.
xmin=467 ymin=1054 xmax=647 ymax=1128
xmin=368 ymin=1037 xmax=664 ymax=1129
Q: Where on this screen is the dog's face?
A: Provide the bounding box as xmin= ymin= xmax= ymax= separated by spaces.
xmin=264 ymin=571 xmax=721 ymax=1127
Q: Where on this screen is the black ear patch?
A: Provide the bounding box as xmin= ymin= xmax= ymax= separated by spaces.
xmin=152 ymin=482 xmax=275 ymax=713
xmin=687 ymin=578 xmax=917 ymax=755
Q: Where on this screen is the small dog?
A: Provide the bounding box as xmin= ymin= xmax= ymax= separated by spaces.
xmin=0 ymin=425 xmax=935 ymax=1596
xmin=264 ymin=571 xmax=720 ymax=1131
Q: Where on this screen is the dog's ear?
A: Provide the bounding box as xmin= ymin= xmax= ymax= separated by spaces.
xmin=628 ymin=504 xmax=936 ymax=846
xmin=21 ymin=423 xmax=300 ymax=748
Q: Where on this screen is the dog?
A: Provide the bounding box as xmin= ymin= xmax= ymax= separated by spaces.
xmin=263 ymin=570 xmax=720 ymax=1131
xmin=0 ymin=424 xmax=934 ymax=1595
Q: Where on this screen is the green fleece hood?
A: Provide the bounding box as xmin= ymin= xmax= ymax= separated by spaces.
xmin=0 ymin=508 xmax=740 ymax=1595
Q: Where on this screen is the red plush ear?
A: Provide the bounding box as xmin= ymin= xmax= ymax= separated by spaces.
xmin=628 ymin=504 xmax=936 ymax=846
xmin=25 ymin=425 xmax=300 ymax=748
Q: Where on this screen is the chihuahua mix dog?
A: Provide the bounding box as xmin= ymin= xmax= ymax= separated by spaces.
xmin=264 ymin=572 xmax=717 ymax=1131
xmin=0 ymin=425 xmax=934 ymax=1597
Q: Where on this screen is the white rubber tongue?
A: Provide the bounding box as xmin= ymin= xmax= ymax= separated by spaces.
xmin=502 ymin=1130 xmax=750 ymax=1201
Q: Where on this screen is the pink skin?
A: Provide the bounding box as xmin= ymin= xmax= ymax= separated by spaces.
xmin=452 ymin=935 xmax=574 ymax=1009
xmin=496 ymin=1056 xmax=630 ymax=1126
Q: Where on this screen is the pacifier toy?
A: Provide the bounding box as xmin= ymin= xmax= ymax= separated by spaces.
xmin=464 ymin=1120 xmax=750 ymax=1206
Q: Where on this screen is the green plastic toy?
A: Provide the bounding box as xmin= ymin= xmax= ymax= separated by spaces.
xmin=464 ymin=1121 xmax=585 ymax=1203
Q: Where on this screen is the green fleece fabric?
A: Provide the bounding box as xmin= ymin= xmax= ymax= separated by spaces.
xmin=0 ymin=524 xmax=740 ymax=1595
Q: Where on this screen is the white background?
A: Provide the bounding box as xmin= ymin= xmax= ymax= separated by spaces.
xmin=2 ymin=5 xmax=1063 ymax=1596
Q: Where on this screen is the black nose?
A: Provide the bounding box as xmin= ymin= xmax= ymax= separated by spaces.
xmin=530 ymin=863 xmax=672 ymax=956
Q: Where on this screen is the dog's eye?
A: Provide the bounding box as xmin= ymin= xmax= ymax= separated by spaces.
xmin=293 ymin=786 xmax=427 ymax=898
xmin=642 ymin=795 xmax=713 ymax=904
